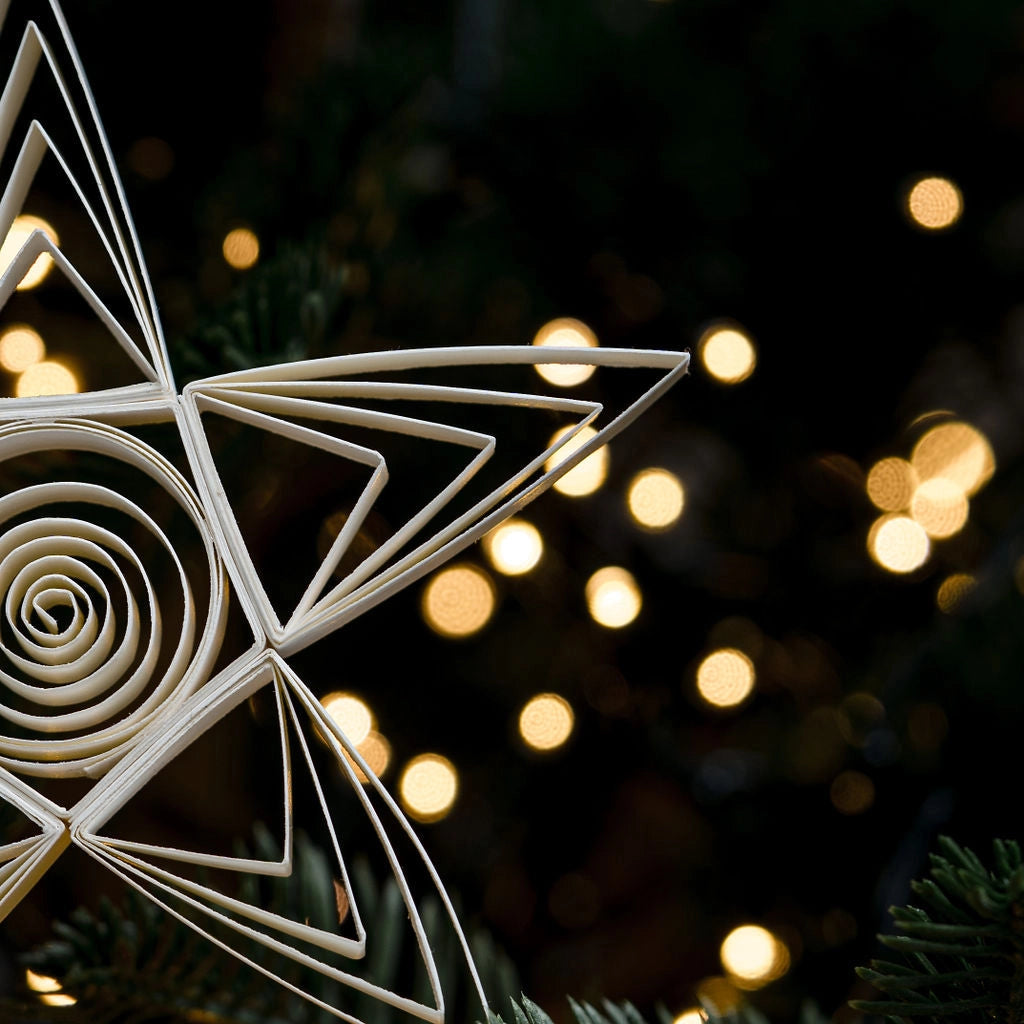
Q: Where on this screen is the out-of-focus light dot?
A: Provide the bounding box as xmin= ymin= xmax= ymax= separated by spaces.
xmin=830 ymin=770 xmax=875 ymax=815
xmin=936 ymin=573 xmax=976 ymax=613
xmin=483 ymin=518 xmax=543 ymax=575
xmin=321 ymin=692 xmax=374 ymax=745
xmin=866 ymin=457 xmax=917 ymax=512
xmin=694 ymin=977 xmax=742 ymax=1015
xmin=696 ymin=648 xmax=755 ymax=709
xmin=533 ymin=318 xmax=598 ymax=386
xmin=910 ymin=477 xmax=968 ymax=539
xmin=519 ymin=693 xmax=574 ymax=751
xmin=25 ymin=970 xmax=75 ymax=1007
xmin=720 ymin=925 xmax=790 ymax=989
xmin=344 ymin=729 xmax=392 ymax=784
xmin=911 ymin=421 xmax=994 ymax=496
xmin=546 ymin=425 xmax=608 ymax=496
xmin=628 ymin=468 xmax=685 ymax=530
xmin=0 ymin=325 xmax=44 ymax=373
xmin=421 ymin=564 xmax=495 ymax=638
xmin=906 ymin=176 xmax=962 ymax=230
xmin=15 ymin=360 xmax=78 ymax=398
xmin=699 ymin=325 xmax=756 ymax=384
xmin=0 ymin=214 xmax=59 ymax=290
xmin=399 ymin=753 xmax=458 ymax=823
xmin=222 ymin=227 xmax=260 ymax=269
xmin=585 ymin=566 xmax=641 ymax=628
xmin=673 ymin=1011 xmax=705 ymax=1024
xmin=868 ymin=514 xmax=930 ymax=573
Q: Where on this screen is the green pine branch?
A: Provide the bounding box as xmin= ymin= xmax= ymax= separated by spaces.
xmin=851 ymin=836 xmax=1024 ymax=1022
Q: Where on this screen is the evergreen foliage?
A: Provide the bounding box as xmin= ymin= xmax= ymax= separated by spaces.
xmin=852 ymin=836 xmax=1024 ymax=1021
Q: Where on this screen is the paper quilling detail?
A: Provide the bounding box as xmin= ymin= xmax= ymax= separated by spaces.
xmin=0 ymin=2 xmax=689 ymax=1020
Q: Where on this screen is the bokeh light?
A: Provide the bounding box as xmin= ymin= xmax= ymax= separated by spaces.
xmin=585 ymin=566 xmax=642 ymax=628
xmin=483 ymin=518 xmax=544 ymax=575
xmin=222 ymin=227 xmax=260 ymax=269
xmin=868 ymin=514 xmax=930 ymax=573
xmin=15 ymin=360 xmax=79 ymax=398
xmin=344 ymin=730 xmax=392 ymax=784
xmin=421 ymin=564 xmax=496 ymax=637
xmin=399 ymin=753 xmax=458 ymax=823
xmin=321 ymin=692 xmax=374 ymax=745
xmin=546 ymin=425 xmax=609 ymax=496
xmin=0 ymin=214 xmax=59 ymax=290
xmin=699 ymin=325 xmax=756 ymax=384
xmin=696 ymin=648 xmax=755 ymax=708
xmin=936 ymin=573 xmax=976 ymax=613
xmin=906 ymin=176 xmax=962 ymax=230
xmin=866 ymin=457 xmax=917 ymax=512
xmin=25 ymin=969 xmax=76 ymax=1007
xmin=532 ymin=318 xmax=598 ymax=386
xmin=628 ymin=468 xmax=685 ymax=530
xmin=910 ymin=477 xmax=968 ymax=538
xmin=911 ymin=421 xmax=994 ymax=496
xmin=519 ymin=693 xmax=574 ymax=751
xmin=830 ymin=770 xmax=875 ymax=815
xmin=673 ymin=1011 xmax=705 ymax=1024
xmin=694 ymin=977 xmax=742 ymax=1015
xmin=0 ymin=325 xmax=44 ymax=373
xmin=719 ymin=925 xmax=790 ymax=989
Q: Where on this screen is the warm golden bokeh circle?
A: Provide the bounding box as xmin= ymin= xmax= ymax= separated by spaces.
xmin=906 ymin=176 xmax=962 ymax=230
xmin=321 ymin=692 xmax=374 ymax=745
xmin=421 ymin=564 xmax=496 ymax=637
xmin=0 ymin=214 xmax=60 ymax=290
xmin=532 ymin=318 xmax=598 ymax=387
xmin=910 ymin=477 xmax=968 ymax=539
xmin=719 ymin=925 xmax=790 ymax=989
xmin=696 ymin=648 xmax=755 ymax=708
xmin=911 ymin=421 xmax=993 ymax=496
xmin=868 ymin=514 xmax=930 ymax=573
xmin=628 ymin=468 xmax=685 ymax=530
xmin=222 ymin=227 xmax=260 ymax=269
xmin=519 ymin=693 xmax=575 ymax=751
xmin=866 ymin=457 xmax=917 ymax=512
xmin=936 ymin=573 xmax=976 ymax=613
xmin=15 ymin=360 xmax=79 ymax=398
xmin=585 ymin=566 xmax=642 ymax=628
xmin=699 ymin=326 xmax=756 ymax=384
xmin=546 ymin=425 xmax=609 ymax=496
xmin=0 ymin=325 xmax=45 ymax=374
xmin=483 ymin=518 xmax=544 ymax=575
xmin=399 ymin=753 xmax=459 ymax=822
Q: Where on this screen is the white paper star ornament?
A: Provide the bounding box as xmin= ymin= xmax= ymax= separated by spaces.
xmin=0 ymin=3 xmax=689 ymax=1020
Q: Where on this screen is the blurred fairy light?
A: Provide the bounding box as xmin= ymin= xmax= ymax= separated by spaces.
xmin=719 ymin=925 xmax=790 ymax=989
xmin=696 ymin=648 xmax=755 ymax=709
xmin=830 ymin=770 xmax=875 ymax=815
xmin=698 ymin=325 xmax=756 ymax=384
xmin=868 ymin=514 xmax=930 ymax=573
xmin=906 ymin=176 xmax=962 ymax=230
xmin=911 ymin=421 xmax=994 ymax=496
xmin=866 ymin=457 xmax=917 ymax=512
xmin=694 ymin=977 xmax=742 ymax=1015
xmin=421 ymin=564 xmax=495 ymax=637
xmin=0 ymin=214 xmax=59 ymax=290
xmin=483 ymin=518 xmax=544 ymax=575
xmin=672 ymin=1012 xmax=705 ymax=1024
xmin=15 ymin=360 xmax=79 ymax=398
xmin=518 ymin=693 xmax=574 ymax=751
xmin=937 ymin=573 xmax=976 ymax=613
xmin=585 ymin=566 xmax=642 ymax=628
xmin=344 ymin=730 xmax=392 ymax=784
xmin=532 ymin=318 xmax=598 ymax=386
xmin=25 ymin=969 xmax=76 ymax=1007
xmin=546 ymin=425 xmax=609 ymax=496
xmin=627 ymin=467 xmax=685 ymax=530
xmin=0 ymin=325 xmax=44 ymax=374
xmin=320 ymin=692 xmax=374 ymax=745
xmin=222 ymin=227 xmax=260 ymax=269
xmin=910 ymin=477 xmax=968 ymax=538
xmin=399 ymin=753 xmax=458 ymax=823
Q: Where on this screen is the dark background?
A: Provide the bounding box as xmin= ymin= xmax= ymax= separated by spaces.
xmin=6 ymin=0 xmax=1024 ymax=1020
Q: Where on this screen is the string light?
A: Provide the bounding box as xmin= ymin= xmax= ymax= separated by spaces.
xmin=720 ymin=925 xmax=790 ymax=989
xmin=321 ymin=692 xmax=374 ymax=745
xmin=519 ymin=694 xmax=574 ymax=751
xmin=222 ymin=227 xmax=260 ymax=269
xmin=15 ymin=360 xmax=79 ymax=398
xmin=0 ymin=325 xmax=45 ymax=373
xmin=866 ymin=457 xmax=917 ymax=512
xmin=585 ymin=566 xmax=642 ymax=628
xmin=699 ymin=325 xmax=756 ymax=384
xmin=483 ymin=518 xmax=544 ymax=575
xmin=672 ymin=1012 xmax=705 ymax=1024
xmin=911 ymin=421 xmax=994 ymax=496
xmin=546 ymin=425 xmax=608 ymax=496
xmin=532 ymin=318 xmax=598 ymax=386
xmin=0 ymin=214 xmax=59 ymax=290
xmin=399 ymin=753 xmax=458 ymax=822
xmin=421 ymin=564 xmax=496 ymax=637
xmin=937 ymin=573 xmax=976 ymax=613
xmin=696 ymin=649 xmax=755 ymax=708
xmin=868 ymin=514 xmax=929 ymax=573
xmin=910 ymin=477 xmax=968 ymax=538
xmin=906 ymin=176 xmax=962 ymax=230
xmin=627 ymin=468 xmax=685 ymax=530
xmin=25 ymin=969 xmax=76 ymax=1007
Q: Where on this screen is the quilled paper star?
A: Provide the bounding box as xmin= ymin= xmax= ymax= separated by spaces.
xmin=0 ymin=3 xmax=689 ymax=1020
